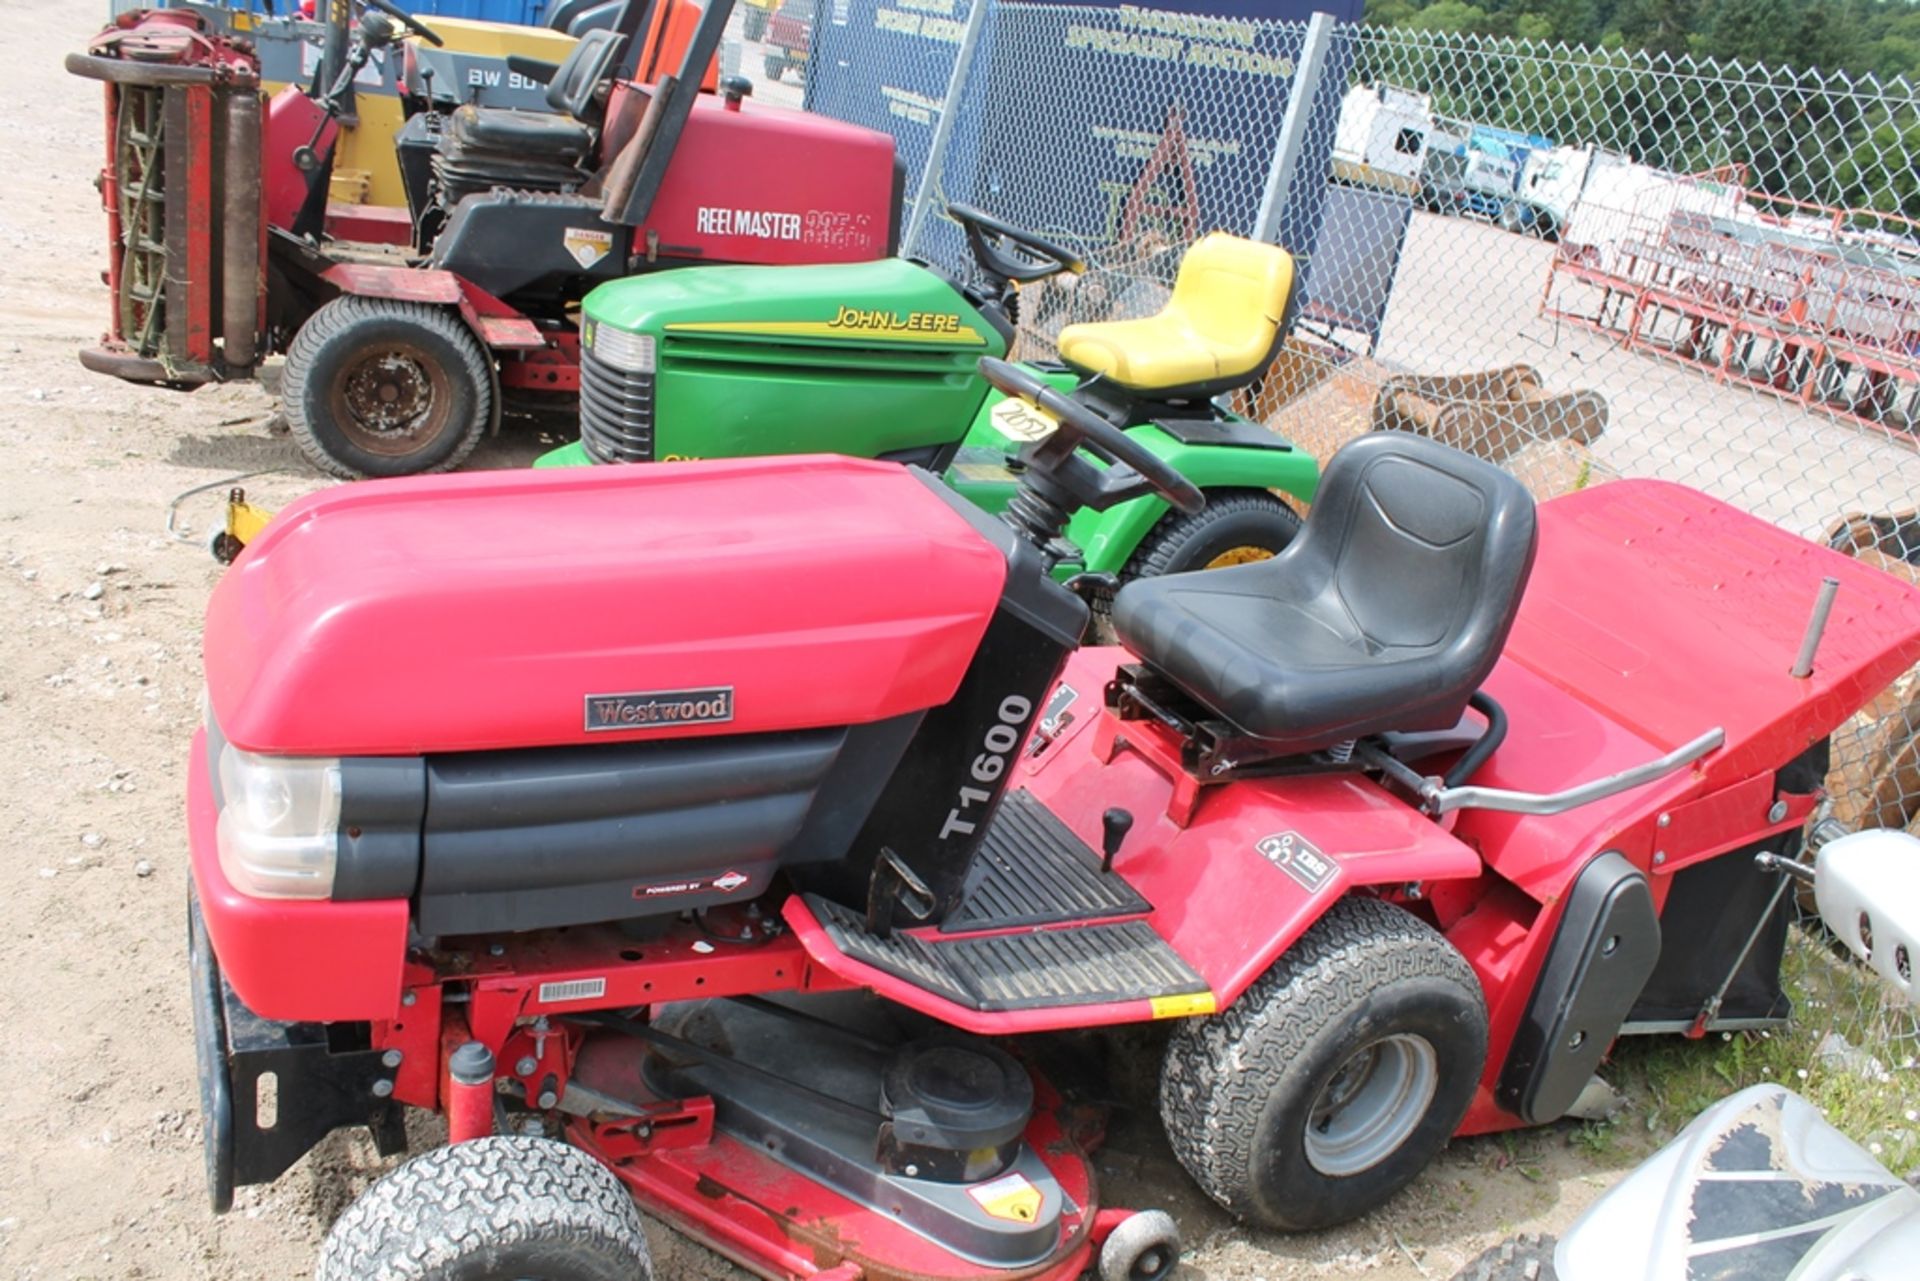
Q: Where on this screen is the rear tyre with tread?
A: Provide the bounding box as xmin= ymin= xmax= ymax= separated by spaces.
xmin=1159 ymin=896 xmax=1487 ymax=1232
xmin=1122 ymin=489 xmax=1302 ymax=581
xmin=284 ymin=296 xmax=492 ymax=480
xmin=315 ymin=1135 xmax=654 ymax=1281
xmin=1450 ymin=1233 xmax=1560 ymax=1281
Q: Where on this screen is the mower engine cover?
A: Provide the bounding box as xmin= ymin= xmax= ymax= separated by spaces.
xmin=206 ymin=456 xmax=1004 ymax=755
xmin=623 ymin=83 xmax=902 ymax=265
xmin=197 ymin=457 xmax=1009 ymax=947
xmin=576 ymin=257 xmax=1005 ymax=464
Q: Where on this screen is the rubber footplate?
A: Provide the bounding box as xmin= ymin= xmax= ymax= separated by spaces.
xmin=943 ymin=790 xmax=1150 ymax=933
xmin=804 ymin=895 xmax=1208 ymax=1012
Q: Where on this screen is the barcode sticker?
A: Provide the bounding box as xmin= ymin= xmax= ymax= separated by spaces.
xmin=538 ymin=977 xmax=607 ymax=1004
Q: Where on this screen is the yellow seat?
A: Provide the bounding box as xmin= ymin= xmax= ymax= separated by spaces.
xmin=1056 ymin=233 xmax=1297 ymax=395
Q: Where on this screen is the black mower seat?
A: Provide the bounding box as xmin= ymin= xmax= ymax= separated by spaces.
xmin=444 ymin=105 xmax=594 ymax=166
xmin=1112 ymin=432 xmax=1538 ymax=754
xmin=431 ymin=27 xmax=626 ymax=191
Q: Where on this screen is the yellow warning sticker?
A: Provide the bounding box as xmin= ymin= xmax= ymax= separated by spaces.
xmin=968 ymin=1171 xmax=1043 ymax=1223
xmin=988 ymin=397 xmax=1061 ymax=443
xmin=563 ymin=227 xmax=614 ymax=270
xmin=949 ymin=461 xmax=1017 ymax=485
xmin=1150 ymin=991 xmax=1218 ymax=1019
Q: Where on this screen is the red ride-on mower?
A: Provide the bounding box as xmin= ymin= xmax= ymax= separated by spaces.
xmin=69 ymin=0 xmax=898 ymax=478
xmin=189 ymin=362 xmax=1920 ymax=1278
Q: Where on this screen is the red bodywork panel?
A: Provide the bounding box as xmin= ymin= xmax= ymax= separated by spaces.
xmin=263 ymin=85 xmax=334 ymax=233
xmin=633 ymin=89 xmax=897 ymax=264
xmin=204 ymin=456 xmax=1005 ymax=755
xmin=319 ymin=263 xmax=546 ymax=351
xmin=1442 ymin=479 xmax=1920 ymax=1131
xmin=323 ymin=201 xmax=412 ymax=246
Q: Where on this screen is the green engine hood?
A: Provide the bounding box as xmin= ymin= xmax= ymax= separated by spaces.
xmin=579 ymin=259 xmax=1008 ymax=466
xmin=582 ymin=258 xmax=1002 ymax=351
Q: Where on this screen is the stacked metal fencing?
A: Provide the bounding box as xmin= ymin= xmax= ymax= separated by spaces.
xmin=733 ymin=6 xmax=1920 ymax=1034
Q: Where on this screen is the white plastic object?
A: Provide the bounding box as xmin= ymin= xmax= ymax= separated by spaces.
xmin=1815 ymin=829 xmax=1920 ymax=1008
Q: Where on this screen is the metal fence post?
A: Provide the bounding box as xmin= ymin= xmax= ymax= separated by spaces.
xmin=1254 ymin=10 xmax=1337 ymax=245
xmin=902 ymin=0 xmax=992 ymax=255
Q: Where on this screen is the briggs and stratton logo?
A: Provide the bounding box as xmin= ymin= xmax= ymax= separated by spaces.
xmin=632 ymin=868 xmax=750 ymax=900
xmin=585 ymin=686 xmax=734 ymax=732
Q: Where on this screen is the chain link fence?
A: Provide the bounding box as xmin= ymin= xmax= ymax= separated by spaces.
xmin=743 ymin=3 xmax=1920 ymax=1030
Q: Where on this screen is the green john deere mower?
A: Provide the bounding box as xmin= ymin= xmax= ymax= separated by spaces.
xmin=538 ymin=205 xmax=1320 ymax=583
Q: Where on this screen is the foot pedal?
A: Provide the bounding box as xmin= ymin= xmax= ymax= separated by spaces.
xmin=944 ymin=790 xmax=1150 ymax=933
xmin=803 ymin=895 xmax=1208 ymax=1013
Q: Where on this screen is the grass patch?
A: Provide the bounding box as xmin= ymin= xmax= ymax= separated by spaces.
xmin=1599 ymin=926 xmax=1920 ymax=1173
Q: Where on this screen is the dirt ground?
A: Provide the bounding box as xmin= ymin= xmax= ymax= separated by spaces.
xmin=0 ymin=4 xmax=1642 ymax=1277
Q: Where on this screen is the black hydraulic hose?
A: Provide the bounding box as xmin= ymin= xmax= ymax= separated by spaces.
xmin=1445 ymin=692 xmax=1508 ymax=789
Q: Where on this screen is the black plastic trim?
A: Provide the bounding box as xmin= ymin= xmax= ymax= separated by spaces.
xmin=417 ymin=728 xmax=845 ymax=935
xmin=333 ymin=757 xmax=426 ymax=902
xmin=1497 ymin=850 xmax=1660 ymax=1123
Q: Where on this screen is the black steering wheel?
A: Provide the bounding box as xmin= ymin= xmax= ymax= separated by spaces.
xmin=979 ymin=358 xmax=1204 ymax=531
xmin=366 ymin=0 xmax=444 ymax=46
xmin=949 ymin=204 xmax=1088 ymax=287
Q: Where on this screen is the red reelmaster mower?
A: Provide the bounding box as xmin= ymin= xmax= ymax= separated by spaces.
xmin=69 ymin=0 xmax=898 ymax=478
xmin=190 ymin=358 xmax=1920 ymax=1279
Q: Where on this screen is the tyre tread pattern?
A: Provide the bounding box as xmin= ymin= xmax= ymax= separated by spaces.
xmin=1158 ymin=895 xmax=1484 ymax=1226
xmin=1122 ymin=489 xmax=1302 ymax=581
xmin=283 ymin=295 xmax=492 ymax=481
xmin=315 ymin=1135 xmax=653 ymax=1281
xmin=1449 ymin=1233 xmax=1560 ymax=1281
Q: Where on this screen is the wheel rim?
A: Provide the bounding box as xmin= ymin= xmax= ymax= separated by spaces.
xmin=1303 ymin=1033 xmax=1438 ymax=1177
xmin=327 ymin=341 xmax=455 ymax=458
xmin=1134 ymin=1246 xmax=1172 ymax=1279
xmin=1203 ymin=544 xmax=1278 ymax=569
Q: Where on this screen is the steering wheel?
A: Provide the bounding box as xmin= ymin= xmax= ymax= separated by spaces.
xmin=365 ymin=0 xmax=444 ymax=46
xmin=979 ymin=358 xmax=1203 ymax=528
xmin=949 ymin=204 xmax=1088 ymax=286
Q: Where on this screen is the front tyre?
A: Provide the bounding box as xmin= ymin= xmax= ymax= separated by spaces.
xmin=283 ymin=296 xmax=492 ymax=480
xmin=1159 ymin=896 xmax=1487 ymax=1232
xmin=315 ymin=1135 xmax=654 ymax=1281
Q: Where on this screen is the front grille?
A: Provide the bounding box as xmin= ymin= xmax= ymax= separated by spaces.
xmin=579 ymin=347 xmax=655 ymax=463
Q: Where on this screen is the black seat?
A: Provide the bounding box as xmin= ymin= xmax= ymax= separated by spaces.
xmin=433 ymin=29 xmax=625 ymax=203
xmin=1112 ymin=432 xmax=1538 ymax=755
xmin=445 ymin=106 xmax=594 ymax=165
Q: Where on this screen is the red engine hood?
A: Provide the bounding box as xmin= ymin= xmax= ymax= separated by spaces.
xmin=205 ymin=456 xmax=1007 ymax=756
